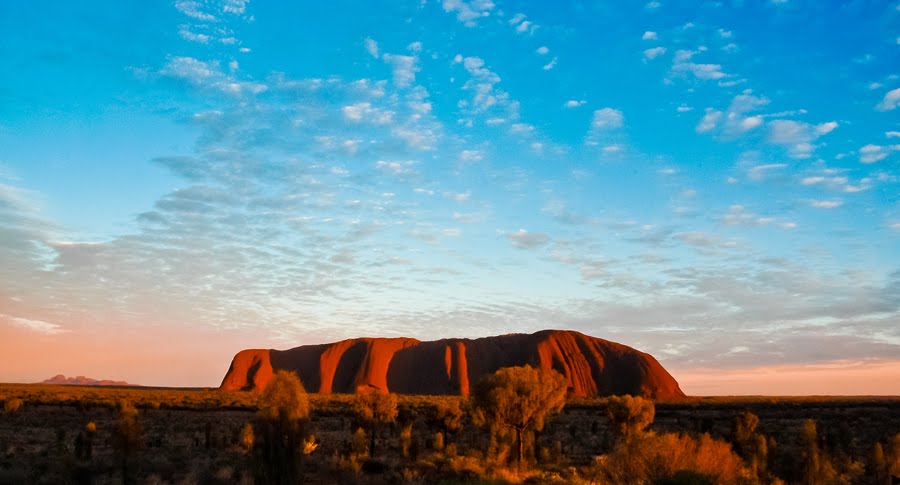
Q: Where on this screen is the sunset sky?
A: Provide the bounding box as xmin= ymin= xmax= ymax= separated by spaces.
xmin=1 ymin=0 xmax=899 ymax=394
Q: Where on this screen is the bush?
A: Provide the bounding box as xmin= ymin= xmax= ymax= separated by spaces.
xmin=4 ymin=398 xmax=23 ymax=414
xmin=606 ymin=395 xmax=655 ymax=441
xmin=591 ymin=431 xmax=750 ymax=484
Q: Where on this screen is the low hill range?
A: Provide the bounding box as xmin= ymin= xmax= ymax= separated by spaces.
xmin=42 ymin=374 xmax=134 ymax=387
xmin=221 ymin=329 xmax=685 ymax=399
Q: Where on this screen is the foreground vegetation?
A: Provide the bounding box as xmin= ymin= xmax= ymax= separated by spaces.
xmin=1 ymin=372 xmax=899 ymax=484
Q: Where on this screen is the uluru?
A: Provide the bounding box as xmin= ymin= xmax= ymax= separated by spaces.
xmin=220 ymin=329 xmax=684 ymax=399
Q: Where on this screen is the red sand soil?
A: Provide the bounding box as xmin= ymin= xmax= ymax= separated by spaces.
xmin=219 ymin=329 xmax=684 ymax=399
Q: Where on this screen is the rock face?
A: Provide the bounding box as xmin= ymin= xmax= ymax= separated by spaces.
xmin=42 ymin=374 xmax=134 ymax=386
xmin=220 ymin=330 xmax=684 ymax=399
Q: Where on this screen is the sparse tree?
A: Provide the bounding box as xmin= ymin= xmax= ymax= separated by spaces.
xmin=353 ymin=392 xmax=398 ymax=456
xmin=606 ymin=394 xmax=655 ymax=442
xmin=472 ymin=365 xmax=568 ymax=468
xmin=253 ymin=370 xmax=311 ymax=485
xmin=113 ymin=400 xmax=142 ymax=485
xmin=433 ymin=398 xmax=464 ymax=446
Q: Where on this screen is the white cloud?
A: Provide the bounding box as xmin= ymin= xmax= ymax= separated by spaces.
xmin=644 ymin=47 xmax=667 ymax=60
xmin=886 ymin=131 xmax=900 ymax=138
xmin=364 ymin=37 xmax=379 ymax=58
xmin=375 ymin=160 xmax=418 ymax=176
xmin=645 ymin=1 xmax=661 ymax=9
xmin=505 ymin=229 xmax=550 ymax=249
xmin=591 ymin=108 xmax=624 ymax=130
xmin=536 ymin=46 xmax=549 ymax=55
xmin=768 ymin=119 xmax=837 ymax=159
xmin=341 ymin=102 xmax=394 ymax=125
xmin=3 ymin=314 xmax=68 ymax=335
xmin=642 ymin=31 xmax=658 ymax=40
xmin=543 ymin=57 xmax=557 ymax=70
xmin=815 ymin=121 xmax=838 ymax=135
xmin=876 ymin=88 xmax=900 ymax=111
xmin=747 ymin=163 xmax=786 ymax=181
xmin=179 ymin=28 xmax=210 ymax=43
xmin=382 ymin=54 xmax=419 ymax=88
xmin=161 ymin=57 xmax=267 ymax=95
xmin=720 ymin=205 xmax=779 ymax=227
xmin=509 ymin=13 xmax=537 ymax=34
xmin=858 ymin=144 xmax=899 ymax=163
xmin=442 ymin=0 xmax=495 ymax=27
xmin=175 ymin=0 xmax=216 ymax=21
xmin=718 ymin=28 xmax=732 ymax=38
xmin=810 ymin=199 xmax=843 ymax=209
xmin=672 ymin=50 xmax=726 ymax=80
xmin=696 ymin=109 xmax=722 ymax=133
xmin=564 ymin=100 xmax=586 ymax=108
xmin=676 ymin=105 xmax=693 ymax=112
xmin=459 ymin=149 xmax=483 ymax=162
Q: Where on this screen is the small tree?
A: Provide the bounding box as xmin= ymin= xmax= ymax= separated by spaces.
xmin=113 ymin=400 xmax=142 ymax=485
xmin=433 ymin=398 xmax=464 ymax=446
xmin=606 ymin=395 xmax=655 ymax=442
xmin=472 ymin=365 xmax=568 ymax=468
xmin=253 ymin=370 xmax=311 ymax=485
xmin=353 ymin=392 xmax=398 ymax=456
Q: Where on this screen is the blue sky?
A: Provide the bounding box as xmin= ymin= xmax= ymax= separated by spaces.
xmin=1 ymin=0 xmax=899 ymax=392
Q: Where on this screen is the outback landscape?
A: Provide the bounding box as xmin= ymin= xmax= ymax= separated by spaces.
xmin=2 ymin=0 xmax=900 ymax=484
xmin=2 ymin=330 xmax=900 ymax=484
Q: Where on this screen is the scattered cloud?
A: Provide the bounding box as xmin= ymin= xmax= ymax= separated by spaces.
xmin=876 ymin=87 xmax=900 ymax=111
xmin=442 ymin=0 xmax=495 ymax=27
xmin=767 ymin=119 xmax=838 ymax=158
xmin=642 ymin=31 xmax=658 ymax=40
xmin=644 ymin=47 xmax=667 ymax=60
xmin=536 ymin=46 xmax=549 ymax=55
xmin=542 ymin=57 xmax=557 ymax=70
xmin=671 ymin=50 xmax=726 ymax=80
xmin=505 ymin=229 xmax=550 ymax=249
xmin=564 ymin=100 xmax=586 ymax=108
xmin=364 ymin=37 xmax=379 ymax=58
xmin=810 ymin=199 xmax=843 ymax=209
xmin=591 ymin=108 xmax=624 ymax=130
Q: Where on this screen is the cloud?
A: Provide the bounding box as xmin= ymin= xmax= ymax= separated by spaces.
xmin=542 ymin=57 xmax=557 ymax=70
xmin=564 ymin=100 xmax=586 ymax=108
xmin=859 ymin=144 xmax=899 ymax=163
xmin=179 ymin=28 xmax=211 ymax=44
xmin=767 ymin=119 xmax=838 ymax=158
xmin=161 ymin=57 xmax=267 ymax=95
xmin=695 ymin=109 xmax=722 ymax=133
xmin=591 ymin=108 xmax=624 ymax=130
xmin=876 ymin=87 xmax=900 ymax=111
xmin=642 ymin=31 xmax=658 ymax=40
xmin=505 ymin=229 xmax=550 ymax=249
xmin=645 ymin=1 xmax=661 ymax=9
xmin=720 ymin=205 xmax=778 ymax=227
xmin=746 ymin=163 xmax=787 ymax=181
xmin=810 ymin=199 xmax=843 ymax=209
xmin=671 ymin=50 xmax=726 ymax=80
xmin=364 ymin=37 xmax=379 ymax=58
xmin=509 ymin=13 xmax=537 ymax=34
xmin=536 ymin=46 xmax=549 ymax=55
xmin=643 ymin=47 xmax=667 ymax=60
xmin=382 ymin=53 xmax=419 ymax=88
xmin=455 ymin=56 xmax=519 ymax=121
xmin=443 ymin=0 xmax=495 ymax=27
xmin=342 ymin=102 xmax=394 ymax=125
xmin=2 ymin=314 xmax=68 ymax=335
xmin=175 ymin=1 xmax=217 ymax=21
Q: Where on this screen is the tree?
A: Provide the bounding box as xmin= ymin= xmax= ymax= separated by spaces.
xmin=112 ymin=400 xmax=142 ymax=485
xmin=606 ymin=395 xmax=655 ymax=442
xmin=432 ymin=398 xmax=464 ymax=446
xmin=472 ymin=365 xmax=568 ymax=468
xmin=253 ymin=370 xmax=311 ymax=485
xmin=353 ymin=392 xmax=398 ymax=456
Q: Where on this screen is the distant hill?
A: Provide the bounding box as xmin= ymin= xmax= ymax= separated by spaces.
xmin=221 ymin=329 xmax=685 ymax=399
xmin=42 ymin=374 xmax=135 ymax=387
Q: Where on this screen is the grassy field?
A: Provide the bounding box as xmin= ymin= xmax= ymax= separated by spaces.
xmin=1 ymin=384 xmax=899 ymax=484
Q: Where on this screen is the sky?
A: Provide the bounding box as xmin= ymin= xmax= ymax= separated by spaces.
xmin=0 ymin=0 xmax=899 ymax=394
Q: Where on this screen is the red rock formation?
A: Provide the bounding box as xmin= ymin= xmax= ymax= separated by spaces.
xmin=220 ymin=330 xmax=684 ymax=399
xmin=42 ymin=374 xmax=135 ymax=386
